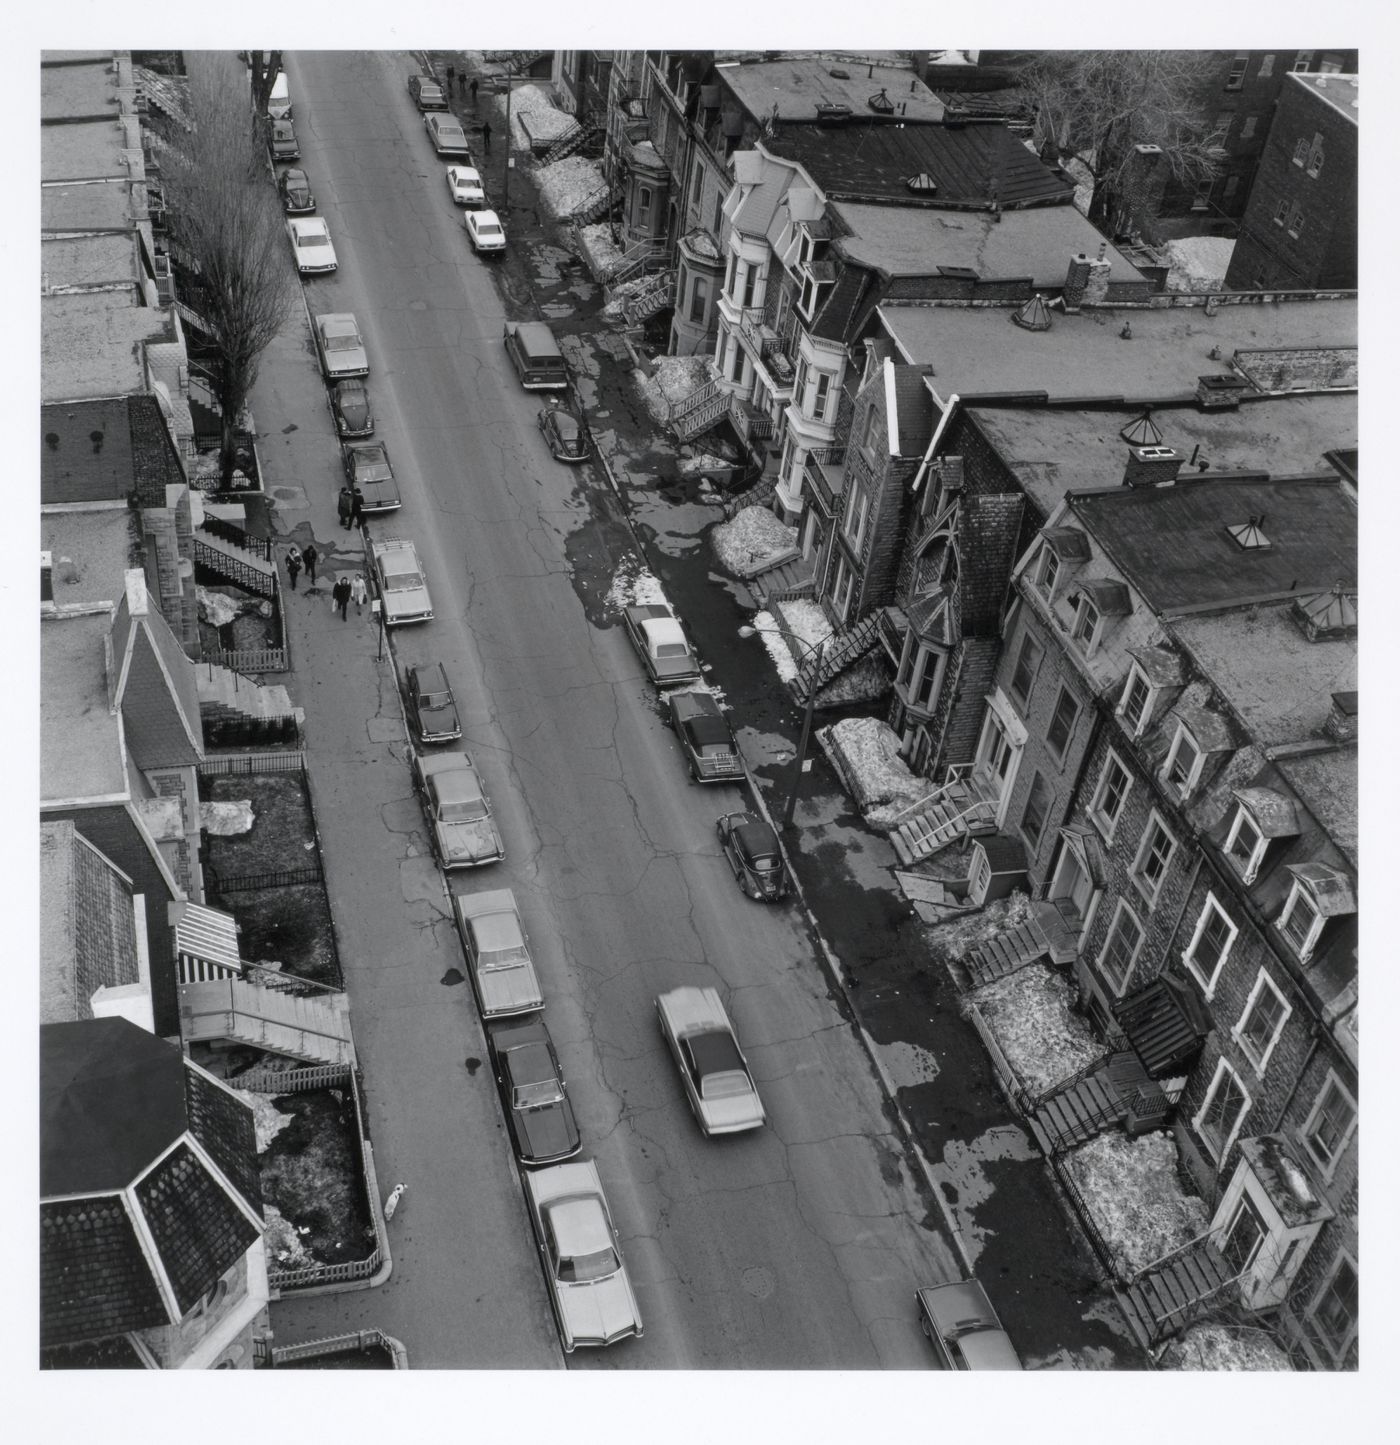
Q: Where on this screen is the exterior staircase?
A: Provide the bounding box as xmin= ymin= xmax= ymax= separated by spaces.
xmin=1115 ymin=1233 xmax=1240 ymax=1347
xmin=667 ymin=373 xmax=729 ymax=442
xmin=195 ymin=661 xmax=302 ymax=742
xmin=195 ymin=520 xmax=278 ymax=597
xmin=541 ymin=118 xmax=602 ymax=166
xmin=964 ymin=918 xmax=1052 ymax=987
xmin=178 ymin=976 xmax=354 ymax=1067
xmin=722 ymin=472 xmax=778 ymax=520
xmin=888 ymin=771 xmax=998 ymax=866
xmin=749 ymin=553 xmax=815 ymax=607
xmin=793 ymin=612 xmax=884 ymax=702
xmin=605 ymin=239 xmax=668 ymax=289
xmin=622 ymin=269 xmax=677 ymax=325
xmin=1028 ymin=1051 xmax=1143 ymax=1152
xmin=575 ymin=180 xmax=623 ymax=226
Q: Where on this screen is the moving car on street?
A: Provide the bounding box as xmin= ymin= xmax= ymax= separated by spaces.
xmin=408 ymin=74 xmax=447 ymax=110
xmin=369 ymin=537 xmax=433 ymax=625
xmin=623 ymin=602 xmax=702 ymax=686
xmin=523 ymin=1161 xmax=643 ymax=1353
xmin=426 ymin=112 xmax=471 ymax=156
xmin=313 ymin=312 xmax=368 ymax=380
xmin=413 ymin=750 xmax=504 ymax=869
xmin=287 ymin=216 xmax=338 ymax=274
xmin=445 ymin=164 xmax=486 ymax=207
xmin=269 ymin=118 xmax=299 ymax=161
xmin=656 ymin=986 xmax=765 ymax=1136
xmin=716 ymin=811 xmax=788 ymax=902
xmin=277 ymin=167 xmax=315 ymax=213
xmin=403 ymin=661 xmax=461 ymax=744
xmin=330 ymin=377 xmax=374 ymax=438
xmin=502 ymin=321 xmax=569 ymax=391
xmin=668 ymin=690 xmax=741 ymax=783
xmin=536 ymin=403 xmax=591 ymax=463
xmin=453 ymin=888 xmax=544 ymax=1019
xmin=464 ymin=208 xmax=506 ymax=255
xmin=915 ymin=1281 xmax=1023 ymax=1371
xmin=342 ymin=440 xmax=400 ymax=513
xmin=487 ymin=1017 xmax=581 ymax=1166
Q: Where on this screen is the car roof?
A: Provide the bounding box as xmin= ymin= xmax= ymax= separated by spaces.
xmin=917 ymin=1280 xmax=1002 ymax=1336
xmin=549 ymin=410 xmax=581 ymax=437
xmin=685 ymin=1028 xmax=745 ymax=1078
xmin=291 ymin=217 xmax=328 ymax=235
xmin=432 ymin=765 xmax=484 ymax=807
xmin=685 ymin=714 xmax=732 ymax=747
xmin=546 ymin=1196 xmax=611 ymax=1257
xmin=511 ymin=321 xmax=561 ymax=352
xmin=283 ymin=168 xmax=308 ymax=182
xmin=489 ymin=1014 xmax=550 ymax=1052
xmin=451 ymin=166 xmax=482 ymax=181
xmin=318 ymin=313 xmax=359 ymax=334
xmin=734 ymin=817 xmax=777 ymax=856
xmin=955 ymin=1331 xmax=1023 ymax=1370
xmin=377 ymin=548 xmax=420 ymax=576
xmin=411 ymin=661 xmax=449 ymax=689
xmin=641 ymin=617 xmax=687 ymax=648
xmin=469 ymin=908 xmax=523 ymax=952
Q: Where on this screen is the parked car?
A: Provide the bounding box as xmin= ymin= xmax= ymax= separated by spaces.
xmin=413 ymin=750 xmax=504 ymax=869
xmin=330 ymin=377 xmax=374 ymax=438
xmin=277 ymin=167 xmax=315 ymax=213
xmin=464 ymin=208 xmax=506 ymax=255
xmin=408 ymin=74 xmax=447 ymax=110
xmin=716 ymin=811 xmax=787 ymax=902
xmin=267 ymin=71 xmax=291 ymax=120
xmin=425 ymin=112 xmax=471 ymax=156
xmin=656 ymin=986 xmax=765 ymax=1136
xmin=537 ymin=403 xmax=591 ymax=463
xmin=453 ymin=888 xmax=543 ymax=1019
xmin=403 ymin=660 xmax=460 ymax=743
xmin=502 ymin=320 xmax=569 ymax=391
xmin=915 ymin=1281 xmax=1023 ymax=1371
xmin=269 ymin=118 xmax=299 ymax=161
xmin=668 ymin=690 xmax=741 ymax=783
xmin=487 ymin=1016 xmax=581 ymax=1166
xmin=313 ymin=312 xmax=368 ymax=380
xmin=445 ymin=164 xmax=486 ymax=207
xmin=623 ymin=602 xmax=702 ymax=686
xmin=369 ymin=537 xmax=433 ymax=625
xmin=342 ymin=441 xmax=400 ymax=513
xmin=287 ymin=216 xmax=337 ymax=274
xmin=523 ymin=1161 xmax=643 ymax=1353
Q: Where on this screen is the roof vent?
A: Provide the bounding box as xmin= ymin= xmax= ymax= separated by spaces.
xmin=1011 ymin=293 xmax=1052 ymax=331
xmin=815 ymin=103 xmax=853 ymax=126
xmin=828 ymin=67 xmax=850 ymax=80
xmin=1326 ymin=691 xmax=1358 ymax=742
xmin=868 ymin=88 xmax=895 ymax=114
xmin=1196 ymin=373 xmax=1250 ymax=410
xmin=1292 ymin=582 xmax=1357 ymax=641
xmin=1226 ymin=515 xmax=1271 ymax=550
xmin=906 ymin=171 xmax=938 ymax=194
xmin=1119 ymin=408 xmax=1162 ymax=446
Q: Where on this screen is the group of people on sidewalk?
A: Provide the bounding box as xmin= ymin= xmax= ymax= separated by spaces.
xmin=284 ymin=542 xmax=367 ymax=621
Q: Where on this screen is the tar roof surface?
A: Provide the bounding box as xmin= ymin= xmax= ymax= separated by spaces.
xmin=42 ymin=233 xmax=137 ymax=289
xmin=43 ymin=297 xmax=168 ymax=399
xmin=718 ymin=56 xmax=946 ymax=124
xmin=42 ymin=615 xmax=127 ymax=802
xmin=881 ymin=297 xmax=1358 ymax=402
xmin=42 ymin=119 xmax=127 ymax=182
xmin=41 ymin=56 xmax=116 ymax=119
xmin=43 ymin=507 xmax=139 ymax=605
xmin=1275 ymin=749 xmax=1357 ymax=864
xmin=1290 ymin=71 xmax=1359 ymax=125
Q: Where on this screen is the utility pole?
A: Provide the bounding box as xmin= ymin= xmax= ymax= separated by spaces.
xmin=501 ymin=60 xmax=512 ymax=218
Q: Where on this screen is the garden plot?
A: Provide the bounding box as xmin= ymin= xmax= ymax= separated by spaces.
xmin=967 ymin=962 xmax=1105 ymax=1097
xmin=199 ymin=774 xmax=316 ymax=878
xmin=711 ymin=506 xmax=797 ymax=577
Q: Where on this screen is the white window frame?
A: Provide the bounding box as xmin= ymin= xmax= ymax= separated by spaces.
xmin=1131 ymin=810 xmax=1178 ymax=908
xmin=1183 ymin=891 xmax=1239 ymax=998
xmin=860 ymin=402 xmax=878 ymax=453
xmin=1286 ymin=203 xmax=1304 ymax=239
xmin=1300 ymin=1072 xmax=1357 ymax=1179
xmin=831 ymin=555 xmax=854 ymax=623
xmin=843 ymin=481 xmax=869 ymax=551
xmin=1240 ymin=115 xmax=1257 ymax=140
xmin=1224 ymin=53 xmax=1248 ymax=90
xmin=1071 ymin=593 xmax=1102 ymax=653
xmin=798 ymin=230 xmax=813 ymax=268
xmin=1161 ymin=722 xmax=1204 ymax=799
xmin=1224 ymin=804 xmax=1266 ymax=883
xmin=1020 ymin=770 xmax=1053 ymax=850
xmin=1307 ymin=1251 xmax=1358 ymax=1365
xmin=1034 ymin=543 xmax=1060 ymax=598
xmin=812 ymin=370 xmax=831 ymax=422
xmin=1291 ymin=51 xmax=1314 ymax=73
xmin=1097 ymin=898 xmax=1146 ymax=995
xmin=1008 ymin=631 xmax=1043 ymax=710
xmin=1117 ymin=662 xmax=1153 ymax=737
xmin=1193 ymin=1057 xmax=1252 ymax=1164
xmin=1291 ymin=137 xmax=1310 ymax=168
xmin=1257 ymin=54 xmax=1275 ymax=79
xmin=1089 ymin=750 xmax=1133 ymax=843
xmin=1232 ymin=969 xmax=1292 ymax=1076
xmin=1277 ymin=880 xmax=1324 ymax=960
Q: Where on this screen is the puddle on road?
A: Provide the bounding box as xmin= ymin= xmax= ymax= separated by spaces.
xmin=441 ymin=967 xmax=465 ymax=986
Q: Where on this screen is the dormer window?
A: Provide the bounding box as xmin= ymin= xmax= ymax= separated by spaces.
xmin=1225 ymin=806 xmax=1265 ymax=882
xmin=1118 ymin=663 xmax=1153 ymax=736
xmin=1162 ymin=722 xmax=1203 ymax=799
xmin=1072 ymin=594 xmax=1100 ymax=648
xmin=798 ymin=230 xmax=813 ymax=268
xmin=1277 ymin=863 xmax=1355 ymax=962
xmin=1035 ymin=546 xmax=1060 ymax=597
xmin=1066 ymin=577 xmax=1134 ymax=653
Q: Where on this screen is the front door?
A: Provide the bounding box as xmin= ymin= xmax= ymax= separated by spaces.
xmin=975 ymin=713 xmax=1017 ymax=806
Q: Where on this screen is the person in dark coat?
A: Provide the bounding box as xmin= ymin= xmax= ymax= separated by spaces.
xmin=350 ymin=486 xmax=364 ymax=527
xmin=337 ymin=486 xmax=354 ymax=529
xmin=469 ymin=77 xmax=478 ymax=105
xmin=285 ymin=545 xmax=302 ymax=591
xmin=302 ymin=542 xmax=319 ymax=586
xmin=481 ymin=120 xmax=491 ymax=150
xmin=333 ymin=575 xmax=352 ymax=620
xmin=446 ymin=64 xmax=456 ymax=94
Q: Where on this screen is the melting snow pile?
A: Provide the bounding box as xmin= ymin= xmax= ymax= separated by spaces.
xmin=245 ymin=1092 xmax=296 ymax=1152
xmin=926 ymin=891 xmax=1033 ymax=962
xmin=821 ymin=716 xmax=930 ymax=815
xmin=198 ymin=586 xmax=241 ymax=628
xmin=199 ymin=800 xmax=255 ymax=836
xmin=1063 ymin=1131 xmax=1210 ymax=1278
xmin=1160 ymin=1322 xmax=1293 ymax=1372
xmin=968 ymin=963 xmax=1105 ymax=1096
xmin=772 ymin=598 xmax=833 ymax=655
xmin=534 ymin=154 xmax=606 ymax=221
xmin=576 ymin=222 xmax=626 ymax=280
xmin=604 ymin=555 xmax=669 ymax=612
xmin=262 ymin=1206 xmax=313 ymax=1269
xmin=1060 ymin=155 xmax=1096 ymax=216
xmin=500 ymin=83 xmax=574 ymax=150
xmin=818 ymin=650 xmax=894 ymax=709
xmin=601 ymin=271 xmax=657 ymax=317
xmin=1163 ymin=236 xmax=1236 ymax=293
xmin=747 ymin=609 xmax=799 ymax=683
xmin=678 ymin=450 xmax=737 ymax=475
xmin=711 ymin=506 xmax=797 ymax=577
xmin=635 ymin=354 xmax=715 ymax=425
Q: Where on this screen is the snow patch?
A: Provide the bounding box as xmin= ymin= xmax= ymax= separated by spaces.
xmin=245 ymin=1091 xmax=296 ymax=1152
xmin=634 ymin=354 xmax=715 ymax=426
xmin=200 ymin=800 xmax=255 ymax=836
xmin=499 ymin=83 xmax=574 ymax=151
xmin=263 ymin=1205 xmax=314 ymax=1269
xmin=748 ymin=609 xmax=799 ymax=683
xmin=574 ymin=221 xmax=626 ymax=280
xmin=534 ymin=154 xmax=606 ymax=222
xmin=1160 ymin=1322 xmax=1293 ymax=1372
xmin=604 ymin=556 xmax=669 ymax=612
xmin=1059 ymin=155 xmax=1095 ymax=217
xmin=711 ymin=506 xmax=797 ymax=578
xmin=821 ymin=716 xmax=928 ymax=813
xmin=1162 ymin=236 xmax=1236 ymax=293
xmin=771 ymin=598 xmax=834 ymax=654
xmin=968 ymin=963 xmax=1105 ymax=1096
xmin=925 ymin=892 xmax=1034 ymax=962
xmin=198 ymin=586 xmax=241 ymax=628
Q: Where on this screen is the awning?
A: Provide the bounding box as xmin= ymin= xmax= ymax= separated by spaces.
xmin=1113 ymin=974 xmax=1208 ymax=1078
xmin=172 ymin=900 xmax=241 ymax=972
xmin=1057 ymin=823 xmax=1105 ymax=887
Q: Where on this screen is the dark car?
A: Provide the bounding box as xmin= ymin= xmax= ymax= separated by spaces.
xmin=716 ymin=812 xmax=787 ymax=902
xmin=916 ymin=1281 xmax=1023 ymax=1371
xmin=404 ymin=661 xmax=461 ymax=744
xmin=487 ymin=1016 xmax=582 ymax=1166
xmin=269 ymin=118 xmax=299 ymax=162
xmin=537 ymin=404 xmax=592 ymax=463
xmin=342 ymin=441 xmax=400 ymax=513
xmin=408 ymin=74 xmax=447 ymax=110
xmin=277 ymin=167 xmax=315 ymax=213
xmin=330 ymin=378 xmax=374 ymax=438
xmin=668 ymin=691 xmax=741 ymax=784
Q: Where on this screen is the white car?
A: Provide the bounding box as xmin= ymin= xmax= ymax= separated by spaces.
xmin=369 ymin=537 xmax=433 ymax=625
xmin=623 ymin=602 xmax=702 ymax=686
xmin=446 ymin=164 xmax=486 ymax=208
xmin=524 ymin=1161 xmax=643 ymax=1353
xmin=464 ymin=209 xmax=506 ymax=255
xmin=453 ymin=888 xmax=544 ymax=1019
xmin=287 ymin=216 xmax=338 ymax=274
xmin=656 ymin=986 xmax=766 ymax=1135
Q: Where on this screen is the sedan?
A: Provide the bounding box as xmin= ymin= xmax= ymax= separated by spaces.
xmin=716 ymin=811 xmax=787 ymax=902
xmin=623 ymin=602 xmax=702 ymax=686
xmin=287 ymin=216 xmax=338 ymax=274
xmin=656 ymin=986 xmax=765 ymax=1136
xmin=413 ymin=751 xmax=504 ymax=869
xmin=537 ymin=404 xmax=591 ymax=463
xmin=277 ymin=167 xmax=315 ymax=213
xmin=269 ymin=118 xmax=299 ymax=161
xmin=342 ymin=440 xmax=400 ymax=513
xmin=453 ymin=888 xmax=544 ymax=1019
xmin=464 ymin=208 xmax=506 ymax=255
xmin=487 ymin=1017 xmax=581 ymax=1166
xmin=668 ymin=690 xmax=741 ymax=783
xmin=330 ymin=378 xmax=374 ymax=438
xmin=369 ymin=537 xmax=433 ymax=625
xmin=445 ymin=164 xmax=486 ymax=207
xmin=313 ymin=312 xmax=368 ymax=380
xmin=403 ymin=660 xmax=460 ymax=744
xmin=916 ymin=1281 xmax=1023 ymax=1371
xmin=524 ymin=1161 xmax=643 ymax=1353
xmin=409 ymin=74 xmax=447 ymax=110
xmin=426 ymin=112 xmax=471 ymax=156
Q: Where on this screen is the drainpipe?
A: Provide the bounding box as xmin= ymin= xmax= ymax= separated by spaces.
xmin=910 ymin=393 xmax=958 ymax=493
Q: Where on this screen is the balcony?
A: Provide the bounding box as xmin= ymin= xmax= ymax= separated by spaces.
xmin=729 ymin=395 xmax=774 ymax=448
xmin=738 ymin=305 xmax=798 ymax=390
xmin=804 ymin=447 xmax=847 ymax=517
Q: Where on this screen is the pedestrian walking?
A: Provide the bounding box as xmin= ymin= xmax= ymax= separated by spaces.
xmin=446 ymin=64 xmax=456 ymax=95
xmin=469 ymin=77 xmax=478 ymax=105
xmin=350 ymin=571 xmax=368 ymax=615
xmin=337 ymin=486 xmax=354 ymax=529
xmin=302 ymin=543 xmax=319 ymax=586
xmin=333 ymin=575 xmax=352 ymax=620
xmin=383 ymin=1182 xmax=407 ymax=1221
xmin=350 ymin=486 xmax=364 ymax=528
xmin=285 ymin=544 xmax=302 ymax=591
xmin=481 ymin=120 xmax=491 ymax=151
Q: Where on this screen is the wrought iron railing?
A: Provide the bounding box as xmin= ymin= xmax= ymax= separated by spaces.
xmin=1052 ymin=1153 xmax=1120 ymax=1277
xmin=206 ymin=862 xmax=323 ymax=893
xmin=198 ymin=750 xmax=307 ymax=776
xmin=200 ymin=515 xmax=272 ymax=559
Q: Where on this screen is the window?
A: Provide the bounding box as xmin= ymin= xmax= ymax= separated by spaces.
xmin=1131 ymin=813 xmax=1178 ymax=906
xmin=1090 ymin=752 xmax=1132 ymax=841
xmin=1240 ymin=115 xmax=1257 ymax=140
xmin=1287 ymin=205 xmax=1304 ymax=239
xmin=1071 ymin=593 xmax=1101 ymax=650
xmin=801 ymin=273 xmax=818 ymax=316
xmin=1162 ymin=723 xmax=1203 ymax=798
xmin=911 ymin=651 xmax=940 ymax=711
xmin=1291 ymin=51 xmax=1314 ymax=73
xmin=689 ymin=273 xmax=710 ymax=325
xmin=1035 ymin=544 xmax=1060 ymax=597
xmin=843 ymin=481 xmax=869 ymax=550
xmin=1021 ymin=771 xmax=1052 ymax=849
xmin=1046 ymin=687 xmax=1080 ymax=762
xmin=1225 ymin=806 xmax=1265 ymax=882
xmin=1291 ymin=138 xmax=1310 ymax=168
xmin=690 ymin=161 xmax=704 ymax=210
xmin=1118 ymin=664 xmax=1152 ymax=736
xmin=1278 ymin=882 xmax=1322 ymax=959
xmin=741 ymin=262 xmax=758 ymax=309
xmin=1195 ymin=1059 xmax=1250 ymax=1162
xmin=1257 ymin=54 xmax=1275 ymax=78
xmin=638 ymin=185 xmax=653 ymax=224
xmin=1220 ymin=1195 xmax=1268 ymax=1274
xmin=725 ymin=251 xmax=737 ymax=297
xmin=798 ymin=230 xmax=813 ymax=268
xmin=1183 ymin=893 xmax=1238 ymax=996
xmin=1008 ymin=632 xmax=1043 ymax=709
xmin=1233 ymin=969 xmax=1291 ymax=1074
xmin=812 ymin=371 xmax=831 ymax=422
xmin=831 ymin=555 xmax=854 ymax=622
xmin=1225 ymin=53 xmax=1248 ymax=90
xmin=1309 ymin=1255 xmax=1358 ymax=1364
xmin=1098 ymin=900 xmax=1145 ymax=992
xmin=861 ymin=403 xmax=878 ymax=452
xmin=1301 ymin=1075 xmax=1356 ymax=1175
xmin=713 ymin=189 xmax=725 ymax=236
xmin=729 ymin=336 xmax=745 ymax=383
xmin=1318 ymin=58 xmax=1343 ymax=75
xmin=1305 ymin=133 xmax=1324 ymax=178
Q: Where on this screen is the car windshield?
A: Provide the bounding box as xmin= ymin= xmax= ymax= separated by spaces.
xmin=420 ymin=689 xmax=452 ymax=707
xmin=382 ymin=568 xmax=423 ymax=591
xmin=325 ymin=332 xmax=360 ymax=351
xmin=654 ymin=642 xmax=690 ymax=659
xmin=513 ymin=1079 xmax=564 ymax=1109
xmin=440 ymin=796 xmax=487 ymax=823
xmin=481 ymin=947 xmax=530 ymax=971
xmin=298 ymin=233 xmax=330 ymax=248
xmin=478 ymin=223 xmax=502 ymax=235
xmin=558 ymin=1247 xmax=619 ymax=1284
xmin=700 ymin=1068 xmax=754 ymax=1101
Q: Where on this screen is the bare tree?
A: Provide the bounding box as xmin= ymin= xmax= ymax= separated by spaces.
xmin=247 ymin=50 xmax=284 ymax=118
xmin=160 ymin=52 xmax=297 ymax=488
xmin=1019 ymin=51 xmax=1226 ymax=236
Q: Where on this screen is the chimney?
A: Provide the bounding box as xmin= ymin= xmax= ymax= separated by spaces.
xmin=1325 ymin=691 xmax=1358 ymax=743
xmin=1063 ymin=253 xmax=1092 ymax=312
xmin=1123 ymin=445 xmax=1183 ymax=488
xmin=1195 ymin=373 xmax=1251 ymax=409
xmin=1083 ymin=243 xmax=1113 ymax=307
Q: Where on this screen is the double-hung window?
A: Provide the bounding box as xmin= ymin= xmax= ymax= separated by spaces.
xmin=1309 ymin=1256 xmax=1358 ymax=1364
xmin=1046 ymin=687 xmax=1080 ymax=763
xmin=1195 ymin=1059 xmax=1250 ymax=1162
xmin=1034 ymin=545 xmax=1060 ymax=598
xmin=1278 ymin=882 xmax=1323 ymax=959
xmin=1183 ymin=893 xmax=1237 ymax=996
xmin=1008 ymin=633 xmax=1042 ymax=710
xmin=1131 ymin=813 xmax=1177 ymax=907
xmin=1301 ymin=1075 xmax=1356 ymax=1176
xmin=843 ymin=482 xmax=869 ymax=551
xmin=1098 ymin=900 xmax=1145 ymax=993
xmin=1224 ymin=53 xmax=1248 ymax=90
xmin=1071 ymin=594 xmax=1101 ymax=651
xmin=1162 ymin=723 xmax=1203 ymax=799
xmin=1021 ymin=771 xmax=1052 ymax=849
xmin=1305 ymin=133 xmax=1325 ymax=178
xmin=1233 ymin=969 xmax=1291 ymax=1075
xmin=1118 ymin=664 xmax=1152 ymax=736
xmin=1090 ymin=752 xmax=1132 ymax=841
xmin=1225 ymin=805 xmax=1265 ymax=882
xmin=812 ymin=371 xmax=831 ymax=422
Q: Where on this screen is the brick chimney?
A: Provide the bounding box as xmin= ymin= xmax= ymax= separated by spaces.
xmin=1063 ymin=253 xmax=1092 ymax=312
xmin=1195 ymin=373 xmax=1251 ymax=409
xmin=1064 ymin=246 xmax=1112 ymax=311
xmin=1324 ymin=691 xmax=1358 ymax=743
xmin=1123 ymin=445 xmax=1183 ymax=487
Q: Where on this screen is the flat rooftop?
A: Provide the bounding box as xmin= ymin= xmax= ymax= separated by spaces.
xmin=41 ymin=613 xmax=127 ymax=804
xmin=837 ymin=203 xmax=1144 ymax=288
xmin=42 ymin=118 xmax=128 ymax=182
xmin=41 ymin=56 xmax=119 ymax=121
xmin=43 ymin=506 xmax=141 ymax=606
xmin=718 ymin=56 xmax=945 ymax=125
xmin=43 ymin=233 xmax=138 ymax=289
xmin=881 ymin=296 xmax=1358 ymax=403
xmin=42 ymin=178 xmax=134 ymax=232
xmin=43 ymin=294 xmax=169 ymax=400
xmin=970 ymin=393 xmax=1358 ymax=519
